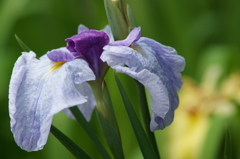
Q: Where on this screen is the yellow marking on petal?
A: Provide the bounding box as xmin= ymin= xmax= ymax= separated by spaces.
xmin=129 ymin=45 xmax=140 ymax=51
xmin=129 ymin=45 xmax=147 ymax=58
xmin=50 ymin=61 xmax=66 ymax=73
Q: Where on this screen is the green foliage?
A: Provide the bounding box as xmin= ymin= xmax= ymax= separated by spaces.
xmin=50 ymin=125 xmax=91 ymax=159
xmin=69 ymin=106 xmax=111 ymax=159
xmin=96 ymin=110 xmax=124 ymax=159
xmin=115 ymin=74 xmax=159 ymax=159
xmin=96 ymin=83 xmax=124 ymax=159
xmin=15 ymin=34 xmax=31 ymax=52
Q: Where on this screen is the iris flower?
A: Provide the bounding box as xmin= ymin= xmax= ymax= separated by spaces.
xmin=102 ymin=27 xmax=185 ymax=131
xmin=9 ymin=25 xmax=110 ymax=151
xmin=9 ymin=25 xmax=185 ymax=151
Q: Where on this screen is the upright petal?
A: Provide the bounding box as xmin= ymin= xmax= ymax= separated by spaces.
xmin=66 ymin=30 xmax=109 ymax=78
xmin=78 ymin=24 xmax=89 ymax=34
xmin=102 ymin=37 xmax=185 ymax=131
xmin=9 ymin=51 xmax=95 ymax=151
xmin=103 ymin=25 xmax=114 ymax=43
xmin=47 ymin=47 xmax=75 ymax=62
xmin=109 ymin=27 xmax=141 ymax=46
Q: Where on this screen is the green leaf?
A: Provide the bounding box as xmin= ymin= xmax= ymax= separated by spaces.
xmin=69 ymin=106 xmax=111 ymax=159
xmin=50 ymin=125 xmax=91 ymax=159
xmin=97 ymin=83 xmax=124 ymax=159
xmin=88 ymin=81 xmax=124 ymax=158
xmin=96 ymin=110 xmax=124 ymax=159
xmin=102 ymin=82 xmax=120 ymax=132
xmin=224 ymin=128 xmax=232 ymax=159
xmin=114 ymin=74 xmax=159 ymax=159
xmin=135 ymin=80 xmax=160 ymax=158
xmin=15 ymin=34 xmax=31 ymax=52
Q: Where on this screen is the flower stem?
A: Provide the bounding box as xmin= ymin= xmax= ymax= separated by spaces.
xmin=89 ymin=81 xmax=124 ymax=159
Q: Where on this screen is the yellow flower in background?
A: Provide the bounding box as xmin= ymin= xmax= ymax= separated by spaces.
xmin=220 ymin=73 xmax=240 ymax=104
xmin=166 ymin=66 xmax=239 ymax=159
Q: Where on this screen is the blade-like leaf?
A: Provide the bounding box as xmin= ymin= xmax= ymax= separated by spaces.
xmin=114 ymin=74 xmax=159 ymax=159
xmin=224 ymin=128 xmax=232 ymax=159
xmin=135 ymin=80 xmax=160 ymax=158
xmin=50 ymin=125 xmax=91 ymax=159
xmin=96 ymin=82 xmax=124 ymax=159
xmin=96 ymin=110 xmax=124 ymax=159
xmin=69 ymin=106 xmax=111 ymax=159
xmin=15 ymin=34 xmax=31 ymax=52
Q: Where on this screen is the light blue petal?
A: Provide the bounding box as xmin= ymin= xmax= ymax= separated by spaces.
xmin=101 ymin=37 xmax=185 ymax=131
xmin=9 ymin=51 xmax=95 ymax=151
xmin=103 ymin=25 xmax=114 ymax=43
xmin=61 ymin=82 xmax=96 ymax=121
xmin=78 ymin=24 xmax=89 ymax=34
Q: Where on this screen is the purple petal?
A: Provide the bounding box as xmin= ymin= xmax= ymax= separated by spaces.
xmin=9 ymin=52 xmax=95 ymax=151
xmin=101 ymin=37 xmax=185 ymax=131
xmin=66 ymin=30 xmax=109 ymax=77
xmin=47 ymin=47 xmax=75 ymax=62
xmin=110 ymin=27 xmax=141 ymax=46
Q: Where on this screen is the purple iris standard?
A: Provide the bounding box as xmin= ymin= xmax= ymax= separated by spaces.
xmin=65 ymin=25 xmax=110 ymax=79
xmin=8 ymin=25 xmax=112 ymax=152
xmin=101 ymin=27 xmax=185 ymax=131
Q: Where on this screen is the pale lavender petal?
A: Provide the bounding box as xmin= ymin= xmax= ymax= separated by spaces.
xmin=62 ymin=82 xmax=96 ymax=121
xmin=78 ymin=24 xmax=89 ymax=34
xmin=102 ymin=37 xmax=185 ymax=131
xmin=109 ymin=27 xmax=141 ymax=46
xmin=103 ymin=25 xmax=114 ymax=43
xmin=9 ymin=51 xmax=36 ymax=130
xmin=9 ymin=52 xmax=95 ymax=151
xmin=47 ymin=47 xmax=75 ymax=62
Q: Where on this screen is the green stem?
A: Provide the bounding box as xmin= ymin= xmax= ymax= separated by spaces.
xmin=89 ymin=81 xmax=124 ymax=159
xmin=88 ymin=81 xmax=108 ymax=120
xmin=135 ymin=80 xmax=160 ymax=159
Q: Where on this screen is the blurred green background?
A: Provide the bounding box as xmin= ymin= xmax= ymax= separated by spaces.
xmin=1 ymin=0 xmax=240 ymax=158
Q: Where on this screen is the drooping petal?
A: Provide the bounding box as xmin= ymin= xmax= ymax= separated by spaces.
xmin=9 ymin=51 xmax=95 ymax=151
xmin=101 ymin=37 xmax=185 ymax=131
xmin=9 ymin=51 xmax=36 ymax=130
xmin=61 ymin=82 xmax=96 ymax=121
xmin=47 ymin=47 xmax=75 ymax=62
xmin=109 ymin=27 xmax=141 ymax=46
